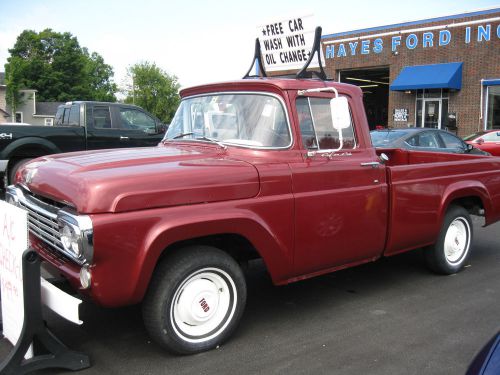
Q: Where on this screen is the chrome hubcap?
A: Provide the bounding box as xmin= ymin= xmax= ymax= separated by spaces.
xmin=444 ymin=217 xmax=470 ymax=264
xmin=170 ymin=268 xmax=236 ymax=343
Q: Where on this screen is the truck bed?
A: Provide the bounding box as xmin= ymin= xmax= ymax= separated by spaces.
xmin=376 ymin=148 xmax=500 ymax=256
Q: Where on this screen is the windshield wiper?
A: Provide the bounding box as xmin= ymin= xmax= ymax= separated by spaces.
xmin=195 ymin=136 xmax=227 ymax=150
xmin=169 ymin=132 xmax=194 ymax=140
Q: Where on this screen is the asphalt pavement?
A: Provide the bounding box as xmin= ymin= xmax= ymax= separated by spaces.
xmin=0 ymin=217 xmax=499 ymax=375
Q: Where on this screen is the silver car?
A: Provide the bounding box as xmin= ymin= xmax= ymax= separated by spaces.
xmin=371 ymin=128 xmax=490 ymax=155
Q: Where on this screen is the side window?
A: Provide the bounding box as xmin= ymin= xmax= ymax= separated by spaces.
xmin=68 ymin=104 xmax=80 ymax=126
xmin=406 ymin=136 xmax=418 ymax=146
xmin=119 ymin=108 xmax=156 ymax=131
xmin=482 ymin=132 xmax=500 ymax=142
xmin=415 ymin=132 xmax=440 ymax=148
xmin=63 ymin=108 xmax=70 ymax=125
xmin=297 ymin=97 xmax=317 ymax=149
xmin=296 ymin=97 xmax=356 ymax=150
xmin=93 ymin=106 xmax=112 ymax=129
xmin=440 ymin=132 xmax=465 ymax=150
xmin=54 ymin=108 xmax=64 ymax=126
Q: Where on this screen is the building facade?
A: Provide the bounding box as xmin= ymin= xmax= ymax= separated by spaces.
xmin=0 ymin=72 xmax=9 ymax=122
xmin=320 ymin=7 xmax=500 ymax=137
xmin=2 ymin=88 xmax=62 ymax=125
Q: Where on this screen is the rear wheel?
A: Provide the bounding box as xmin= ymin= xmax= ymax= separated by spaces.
xmin=425 ymin=205 xmax=473 ymax=274
xmin=142 ymin=246 xmax=246 ymax=354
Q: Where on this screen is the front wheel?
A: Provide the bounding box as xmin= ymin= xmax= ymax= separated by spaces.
xmin=425 ymin=205 xmax=473 ymax=274
xmin=142 ymin=246 xmax=246 ymax=354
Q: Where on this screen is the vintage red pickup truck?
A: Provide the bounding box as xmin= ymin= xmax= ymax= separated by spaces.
xmin=5 ymin=75 xmax=500 ymax=354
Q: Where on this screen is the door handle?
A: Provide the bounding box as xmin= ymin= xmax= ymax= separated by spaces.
xmin=120 ymin=136 xmax=129 ymax=140
xmin=360 ymin=161 xmax=380 ymax=168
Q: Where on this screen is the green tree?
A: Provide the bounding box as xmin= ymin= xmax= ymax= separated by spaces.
xmin=4 ymin=29 xmax=117 ymax=103
xmin=83 ymin=48 xmax=117 ymax=102
xmin=124 ymin=62 xmax=180 ymax=123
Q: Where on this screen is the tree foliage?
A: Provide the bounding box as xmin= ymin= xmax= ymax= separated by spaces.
xmin=124 ymin=62 xmax=180 ymax=123
xmin=4 ymin=29 xmax=117 ymax=108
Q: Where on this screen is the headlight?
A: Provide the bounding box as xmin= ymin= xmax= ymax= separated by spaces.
xmin=60 ymin=224 xmax=81 ymax=257
xmin=57 ymin=212 xmax=93 ymax=264
xmin=5 ymin=187 xmax=20 ymax=206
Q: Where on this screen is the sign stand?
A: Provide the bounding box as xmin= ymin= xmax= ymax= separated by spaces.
xmin=0 ymin=250 xmax=90 ymax=375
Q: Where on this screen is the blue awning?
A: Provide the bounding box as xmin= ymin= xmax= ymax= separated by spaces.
xmin=483 ymin=79 xmax=500 ymax=86
xmin=390 ymin=62 xmax=463 ymax=91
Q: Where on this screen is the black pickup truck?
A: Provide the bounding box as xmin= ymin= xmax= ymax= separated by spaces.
xmin=0 ymin=101 xmax=166 ymax=187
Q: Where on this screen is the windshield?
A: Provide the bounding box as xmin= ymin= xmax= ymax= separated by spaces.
xmin=370 ymin=130 xmax=407 ymax=147
xmin=165 ymin=93 xmax=291 ymax=148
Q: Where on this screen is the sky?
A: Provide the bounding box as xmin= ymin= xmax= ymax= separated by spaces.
xmin=1 ymin=0 xmax=499 ymax=91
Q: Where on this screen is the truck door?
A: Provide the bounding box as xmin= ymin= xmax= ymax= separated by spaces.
xmin=85 ymin=104 xmax=128 ymax=150
xmin=112 ymin=106 xmax=166 ymax=147
xmin=289 ymin=95 xmax=388 ymax=276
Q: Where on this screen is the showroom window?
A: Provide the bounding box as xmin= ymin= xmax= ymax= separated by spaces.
xmin=485 ymin=86 xmax=500 ymax=129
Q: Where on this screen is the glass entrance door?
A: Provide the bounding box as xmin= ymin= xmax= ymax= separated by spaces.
xmin=423 ymin=100 xmax=441 ymax=128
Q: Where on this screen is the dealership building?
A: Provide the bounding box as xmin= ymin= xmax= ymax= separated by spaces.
xmin=318 ymin=7 xmax=500 ymax=136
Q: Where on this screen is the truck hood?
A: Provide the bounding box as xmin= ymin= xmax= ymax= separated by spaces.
xmin=20 ymin=146 xmax=260 ymax=213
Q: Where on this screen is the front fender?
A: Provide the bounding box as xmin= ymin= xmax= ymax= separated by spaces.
xmin=132 ymin=209 xmax=292 ymax=303
xmin=90 ymin=198 xmax=294 ymax=307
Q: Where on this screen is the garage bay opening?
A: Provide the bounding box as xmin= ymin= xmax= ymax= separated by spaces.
xmin=339 ymin=67 xmax=389 ymax=130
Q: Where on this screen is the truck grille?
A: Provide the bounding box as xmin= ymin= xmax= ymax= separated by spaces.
xmin=17 ymin=192 xmax=65 ymax=254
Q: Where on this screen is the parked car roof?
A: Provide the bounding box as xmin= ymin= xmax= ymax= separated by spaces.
xmin=371 ymin=128 xmax=490 ymax=155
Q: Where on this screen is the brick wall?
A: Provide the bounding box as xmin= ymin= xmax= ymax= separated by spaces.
xmin=321 ymin=10 xmax=500 ymax=137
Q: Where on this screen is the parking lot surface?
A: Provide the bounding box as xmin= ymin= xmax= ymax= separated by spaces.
xmin=0 ymin=217 xmax=499 ymax=375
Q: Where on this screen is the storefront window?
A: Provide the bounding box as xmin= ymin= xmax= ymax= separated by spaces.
xmin=486 ymin=86 xmax=500 ymax=129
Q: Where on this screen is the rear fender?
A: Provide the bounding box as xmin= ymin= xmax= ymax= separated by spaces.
xmin=439 ymin=181 xmax=492 ymax=225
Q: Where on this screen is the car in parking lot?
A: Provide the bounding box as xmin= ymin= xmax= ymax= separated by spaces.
xmin=370 ymin=128 xmax=490 ymax=155
xmin=464 ymin=130 xmax=500 ymax=156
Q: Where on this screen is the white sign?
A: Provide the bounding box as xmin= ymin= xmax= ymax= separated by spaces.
xmin=0 ymin=200 xmax=31 ymax=357
xmin=0 ymin=200 xmax=83 ymax=361
xmin=393 ymin=108 xmax=409 ymax=122
xmin=257 ymin=14 xmax=324 ymax=72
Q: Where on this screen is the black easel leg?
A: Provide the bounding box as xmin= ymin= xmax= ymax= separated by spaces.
xmin=0 ymin=250 xmax=90 ymax=374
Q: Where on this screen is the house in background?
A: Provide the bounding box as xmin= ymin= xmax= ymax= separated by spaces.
xmin=0 ymin=72 xmax=10 ymax=122
xmin=10 ymin=89 xmax=63 ymax=126
xmin=0 ymin=72 xmax=63 ymax=125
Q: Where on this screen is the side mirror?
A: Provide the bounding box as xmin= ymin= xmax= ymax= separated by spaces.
xmin=466 ymin=143 xmax=474 ymax=152
xmin=158 ymin=123 xmax=168 ymax=133
xmin=476 ymin=138 xmax=485 ymax=145
xmin=330 ymin=97 xmax=351 ymax=130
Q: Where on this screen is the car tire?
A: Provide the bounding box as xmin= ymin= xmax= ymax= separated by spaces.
xmin=8 ymin=158 xmax=32 ymax=185
xmin=424 ymin=205 xmax=473 ymax=275
xmin=142 ymin=246 xmax=247 ymax=354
